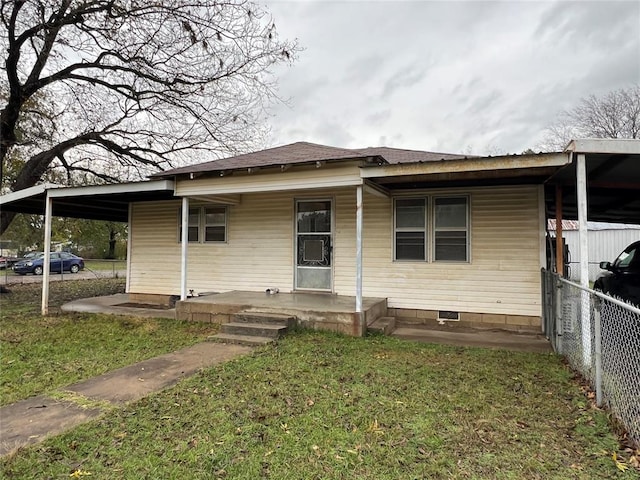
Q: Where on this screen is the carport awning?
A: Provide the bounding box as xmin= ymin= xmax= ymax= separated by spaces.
xmin=545 ymin=139 xmax=640 ymax=224
xmin=0 ymin=180 xmax=176 ymax=222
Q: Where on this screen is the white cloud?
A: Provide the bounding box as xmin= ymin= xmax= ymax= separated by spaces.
xmin=263 ymin=0 xmax=640 ymax=154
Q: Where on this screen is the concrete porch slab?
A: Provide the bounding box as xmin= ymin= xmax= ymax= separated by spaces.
xmin=62 ymin=293 xmax=176 ymax=319
xmin=177 ymin=291 xmax=388 ymax=336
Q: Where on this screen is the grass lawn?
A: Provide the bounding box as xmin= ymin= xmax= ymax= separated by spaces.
xmin=2 ymin=327 xmax=639 ymax=478
xmin=1 ymin=280 xmax=637 ymax=478
xmin=0 ymin=279 xmax=219 ymax=405
xmin=83 ymin=260 xmax=126 ymax=272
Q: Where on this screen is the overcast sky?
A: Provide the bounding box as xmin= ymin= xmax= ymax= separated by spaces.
xmin=260 ymin=0 xmax=640 ymax=155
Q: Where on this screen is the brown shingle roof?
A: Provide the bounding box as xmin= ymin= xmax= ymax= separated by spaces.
xmin=152 ymin=141 xmax=466 ymax=178
xmin=355 ymin=146 xmax=468 ymax=164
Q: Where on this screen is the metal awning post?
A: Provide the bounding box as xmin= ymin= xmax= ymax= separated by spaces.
xmin=555 ymin=185 xmax=564 ymax=276
xmin=180 ymin=197 xmax=189 ymax=301
xmin=355 ymin=185 xmax=363 ymax=332
xmin=576 ymin=154 xmax=590 ymax=288
xmin=576 ymin=153 xmax=592 ymax=367
xmin=41 ymin=192 xmax=53 ymax=315
xmin=125 ymin=204 xmax=132 ymax=293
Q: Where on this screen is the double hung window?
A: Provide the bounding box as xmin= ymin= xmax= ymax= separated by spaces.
xmin=393 ymin=196 xmax=468 ymax=262
xmin=394 ymin=198 xmax=427 ymax=261
xmin=179 ymin=206 xmax=227 ymax=243
xmin=433 ymin=197 xmax=468 ymax=262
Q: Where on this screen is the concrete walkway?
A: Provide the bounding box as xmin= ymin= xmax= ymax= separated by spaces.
xmin=392 ymin=324 xmax=552 ymax=353
xmin=0 ymin=342 xmax=252 ymax=457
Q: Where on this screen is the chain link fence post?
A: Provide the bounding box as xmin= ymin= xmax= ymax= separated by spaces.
xmin=554 ymin=275 xmax=563 ymax=355
xmin=593 ymin=302 xmax=602 ymax=407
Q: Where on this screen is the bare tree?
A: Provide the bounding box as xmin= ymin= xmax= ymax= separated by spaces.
xmin=539 ymin=84 xmax=640 ymax=151
xmin=0 ymin=0 xmax=297 ymax=233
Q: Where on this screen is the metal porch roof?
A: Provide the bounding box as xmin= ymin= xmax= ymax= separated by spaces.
xmin=544 ymin=139 xmax=640 ymax=224
xmin=0 ymin=180 xmax=175 ymax=222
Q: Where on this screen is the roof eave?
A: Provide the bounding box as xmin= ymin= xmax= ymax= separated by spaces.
xmin=360 ymin=152 xmax=571 ymax=179
xmin=565 ymin=138 xmax=640 ymax=155
xmin=152 ymin=155 xmax=387 ymax=180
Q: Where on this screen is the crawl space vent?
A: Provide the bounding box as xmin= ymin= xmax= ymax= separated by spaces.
xmin=438 ymin=310 xmax=460 ymax=322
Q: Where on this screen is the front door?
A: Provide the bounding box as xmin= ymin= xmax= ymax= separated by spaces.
xmin=295 ymin=199 xmax=332 ymax=291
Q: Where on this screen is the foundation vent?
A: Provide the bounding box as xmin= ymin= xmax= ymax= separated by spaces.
xmin=438 ymin=310 xmax=460 ymax=323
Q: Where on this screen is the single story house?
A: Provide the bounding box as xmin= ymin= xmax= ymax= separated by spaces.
xmin=2 ymin=139 xmax=639 ymax=335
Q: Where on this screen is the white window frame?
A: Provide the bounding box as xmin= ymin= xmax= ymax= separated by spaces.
xmin=393 ymin=197 xmax=427 ymax=262
xmin=432 ymin=195 xmax=469 ymax=263
xmin=178 ymin=205 xmax=228 ymax=244
xmin=392 ymin=195 xmax=470 ymax=263
xmin=203 ymin=206 xmax=227 ymax=243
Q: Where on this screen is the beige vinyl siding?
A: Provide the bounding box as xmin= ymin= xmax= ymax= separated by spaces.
xmin=129 ymin=201 xmax=182 ymax=294
xmin=129 ymin=184 xmax=543 ymax=317
xmin=129 ymin=194 xmax=295 ymax=295
xmin=357 ymin=185 xmax=543 ymax=317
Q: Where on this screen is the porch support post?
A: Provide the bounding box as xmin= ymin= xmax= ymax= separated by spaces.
xmin=180 ymin=197 xmax=189 ymax=301
xmin=356 ymin=185 xmax=363 ymax=327
xmin=555 ymin=185 xmax=564 ymax=277
xmin=41 ymin=192 xmax=53 ymax=315
xmin=125 ymin=203 xmax=132 ymax=293
xmin=576 ymin=153 xmax=591 ymax=367
xmin=576 ymin=154 xmax=589 ymax=288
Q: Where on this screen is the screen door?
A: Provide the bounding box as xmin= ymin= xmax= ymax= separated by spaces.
xmin=295 ymin=200 xmax=332 ymax=290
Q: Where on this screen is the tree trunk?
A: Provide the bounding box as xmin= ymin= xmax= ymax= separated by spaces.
xmin=0 ymin=211 xmax=17 ymax=236
xmin=107 ymin=226 xmax=117 ymax=259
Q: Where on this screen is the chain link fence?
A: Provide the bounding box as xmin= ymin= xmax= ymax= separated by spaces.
xmin=542 ymin=269 xmax=640 ymax=447
xmin=1 ymin=259 xmax=126 ymax=285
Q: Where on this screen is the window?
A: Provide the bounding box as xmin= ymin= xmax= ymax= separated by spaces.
xmin=433 ymin=196 xmax=468 ymax=262
xmin=179 ymin=206 xmax=227 ymax=243
xmin=187 ymin=207 xmax=200 ymax=242
xmin=394 ymin=198 xmax=426 ymax=261
xmin=393 ymin=195 xmax=469 ymax=262
xmin=204 ymin=207 xmax=226 ymax=242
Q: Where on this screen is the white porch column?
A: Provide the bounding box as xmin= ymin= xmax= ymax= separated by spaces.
xmin=180 ymin=196 xmax=189 ymax=300
xmin=355 ymin=185 xmax=363 ymax=319
xmin=577 ymin=154 xmax=589 ymax=288
xmin=41 ymin=192 xmax=53 ymax=315
xmin=125 ymin=203 xmax=132 ymax=293
xmin=576 ymin=153 xmax=591 ymax=366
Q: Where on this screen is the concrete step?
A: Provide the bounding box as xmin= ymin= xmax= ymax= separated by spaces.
xmin=221 ymin=322 xmax=288 ymax=339
xmin=208 ymin=333 xmax=275 ymax=346
xmin=232 ymin=311 xmax=297 ymax=327
xmin=367 ymin=316 xmax=397 ymax=335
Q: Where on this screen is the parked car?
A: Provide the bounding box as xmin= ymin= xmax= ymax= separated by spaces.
xmin=0 ymin=256 xmax=8 ymax=269
xmin=13 ymin=252 xmax=85 ymax=276
xmin=594 ymin=240 xmax=640 ymax=307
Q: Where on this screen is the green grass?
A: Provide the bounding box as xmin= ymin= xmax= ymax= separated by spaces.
xmin=83 ymin=260 xmax=126 ymax=272
xmin=0 ymin=279 xmax=219 ymax=405
xmin=2 ymin=331 xmax=638 ymax=479
xmin=1 ymin=280 xmax=637 ymax=477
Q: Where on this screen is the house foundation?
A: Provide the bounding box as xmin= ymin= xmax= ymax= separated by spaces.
xmin=387 ymin=307 xmax=541 ymax=333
